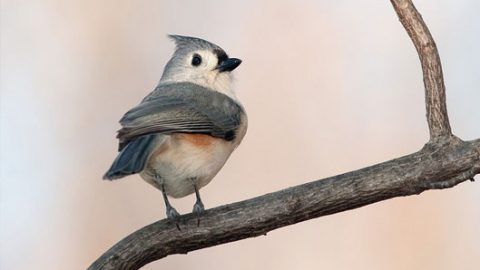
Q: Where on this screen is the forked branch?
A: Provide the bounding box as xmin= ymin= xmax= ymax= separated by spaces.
xmin=89 ymin=1 xmax=479 ymax=269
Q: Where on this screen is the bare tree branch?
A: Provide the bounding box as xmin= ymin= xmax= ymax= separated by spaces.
xmin=89 ymin=138 xmax=480 ymax=270
xmin=89 ymin=1 xmax=479 ymax=269
xmin=473 ymin=139 xmax=480 ymax=151
xmin=390 ymin=0 xmax=451 ymax=140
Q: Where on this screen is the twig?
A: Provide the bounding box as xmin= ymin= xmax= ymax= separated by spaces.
xmin=390 ymin=0 xmax=451 ymax=140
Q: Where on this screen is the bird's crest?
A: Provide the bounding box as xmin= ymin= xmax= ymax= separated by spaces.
xmin=168 ymin=34 xmax=223 ymax=52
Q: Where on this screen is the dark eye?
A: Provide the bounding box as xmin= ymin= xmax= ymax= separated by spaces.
xmin=191 ymin=54 xmax=202 ymax=66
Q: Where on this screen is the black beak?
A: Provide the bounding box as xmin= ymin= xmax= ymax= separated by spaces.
xmin=217 ymin=58 xmax=242 ymax=72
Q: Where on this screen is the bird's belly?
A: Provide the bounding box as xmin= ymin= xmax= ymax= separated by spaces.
xmin=140 ymin=134 xmax=234 ymax=198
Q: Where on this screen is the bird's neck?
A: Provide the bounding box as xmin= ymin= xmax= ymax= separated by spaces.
xmin=160 ymin=73 xmax=239 ymax=102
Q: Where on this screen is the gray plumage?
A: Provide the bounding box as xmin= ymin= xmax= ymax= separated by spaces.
xmin=168 ymin=34 xmax=224 ymax=53
xmin=117 ymin=82 xmax=244 ymax=151
xmin=161 ymin=35 xmax=228 ymax=83
xmin=103 ymin=35 xmax=246 ymax=223
xmin=103 ymin=134 xmax=159 ymax=179
xmin=104 ymin=81 xmax=244 ymax=179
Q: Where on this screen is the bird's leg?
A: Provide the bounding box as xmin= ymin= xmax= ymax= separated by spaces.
xmin=155 ymin=174 xmax=180 ymax=230
xmin=190 ymin=178 xmax=204 ymax=226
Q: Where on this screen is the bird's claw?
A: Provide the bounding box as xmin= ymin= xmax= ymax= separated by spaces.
xmin=192 ymin=200 xmax=204 ymax=226
xmin=166 ymin=205 xmax=181 ymax=231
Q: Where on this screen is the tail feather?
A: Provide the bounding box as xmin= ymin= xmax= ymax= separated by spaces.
xmin=103 ymin=134 xmax=157 ymax=180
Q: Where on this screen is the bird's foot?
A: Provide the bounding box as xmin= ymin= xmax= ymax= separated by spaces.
xmin=192 ymin=200 xmax=205 ymax=226
xmin=166 ymin=205 xmax=181 ymax=231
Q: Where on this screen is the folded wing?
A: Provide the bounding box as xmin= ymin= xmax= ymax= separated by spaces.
xmin=117 ymin=82 xmax=243 ymax=151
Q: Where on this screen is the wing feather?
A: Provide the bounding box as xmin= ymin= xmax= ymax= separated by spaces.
xmin=116 ymin=82 xmax=243 ymax=151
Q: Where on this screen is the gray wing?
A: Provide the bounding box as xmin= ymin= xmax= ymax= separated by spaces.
xmin=116 ymin=82 xmax=244 ymax=151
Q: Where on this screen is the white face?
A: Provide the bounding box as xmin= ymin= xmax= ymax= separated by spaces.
xmin=161 ymin=49 xmax=236 ymax=99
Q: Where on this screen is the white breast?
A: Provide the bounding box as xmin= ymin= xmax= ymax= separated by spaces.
xmin=140 ymin=114 xmax=247 ymax=198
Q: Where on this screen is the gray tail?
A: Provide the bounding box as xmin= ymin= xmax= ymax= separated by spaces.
xmin=103 ymin=134 xmax=157 ymax=180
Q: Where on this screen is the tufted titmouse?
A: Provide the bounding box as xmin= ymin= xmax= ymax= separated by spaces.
xmin=103 ymin=35 xmax=247 ymax=226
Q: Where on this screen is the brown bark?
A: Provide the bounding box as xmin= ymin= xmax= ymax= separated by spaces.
xmin=88 ymin=1 xmax=480 ymax=269
xmin=390 ymin=0 xmax=452 ymax=140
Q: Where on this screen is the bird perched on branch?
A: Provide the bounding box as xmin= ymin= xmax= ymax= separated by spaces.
xmin=103 ymin=35 xmax=247 ymax=227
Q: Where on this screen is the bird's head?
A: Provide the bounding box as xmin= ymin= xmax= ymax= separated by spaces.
xmin=160 ymin=35 xmax=242 ymax=98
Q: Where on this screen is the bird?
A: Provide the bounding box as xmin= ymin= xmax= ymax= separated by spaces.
xmin=103 ymin=35 xmax=247 ymax=227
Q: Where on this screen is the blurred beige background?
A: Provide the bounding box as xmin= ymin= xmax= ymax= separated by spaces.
xmin=1 ymin=0 xmax=479 ymax=269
